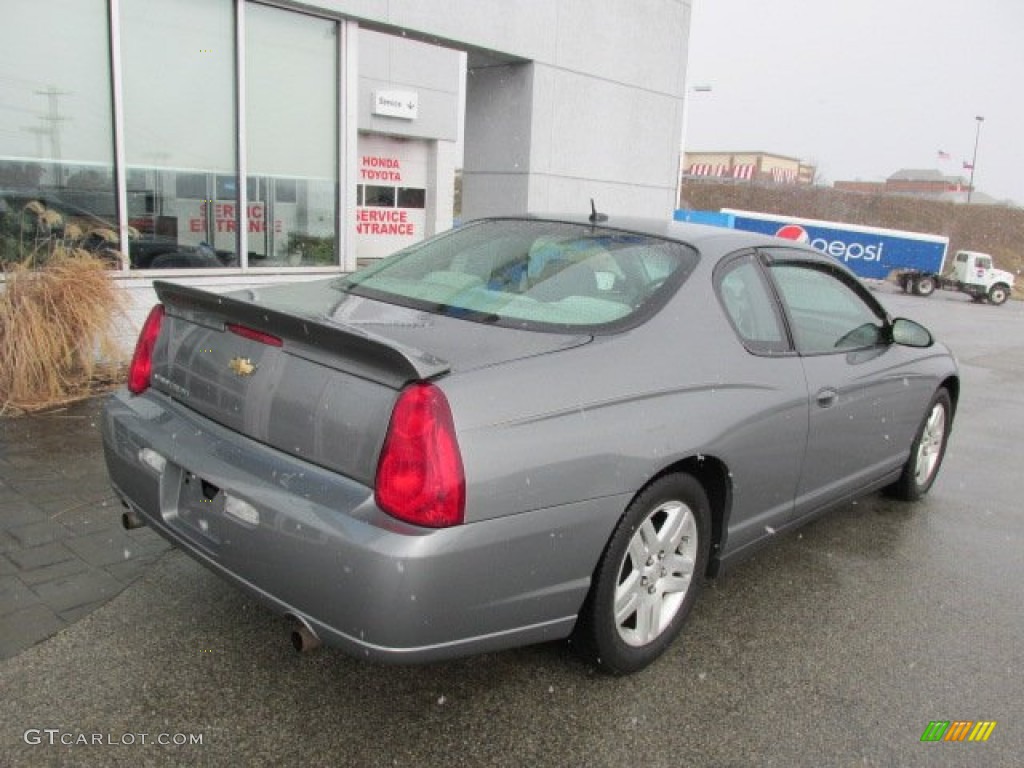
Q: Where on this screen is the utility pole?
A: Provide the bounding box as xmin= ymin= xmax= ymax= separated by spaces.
xmin=34 ymin=85 xmax=70 ymax=186
xmin=21 ymin=125 xmax=48 ymax=158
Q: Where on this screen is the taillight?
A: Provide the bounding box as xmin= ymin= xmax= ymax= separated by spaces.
xmin=127 ymin=304 xmax=165 ymax=394
xmin=226 ymin=323 xmax=283 ymax=347
xmin=375 ymin=382 xmax=465 ymax=528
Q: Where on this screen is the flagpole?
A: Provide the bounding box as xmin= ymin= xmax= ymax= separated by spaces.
xmin=967 ymin=115 xmax=984 ymax=204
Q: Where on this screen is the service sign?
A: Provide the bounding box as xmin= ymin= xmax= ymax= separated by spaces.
xmin=355 ymin=135 xmax=428 ymax=260
xmin=373 ymin=90 xmax=418 ymax=120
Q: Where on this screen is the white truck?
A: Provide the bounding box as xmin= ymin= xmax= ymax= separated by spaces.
xmin=893 ymin=250 xmax=1015 ymax=306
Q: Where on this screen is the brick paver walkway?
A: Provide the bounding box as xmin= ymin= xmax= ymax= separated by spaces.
xmin=0 ymin=396 xmax=169 ymax=659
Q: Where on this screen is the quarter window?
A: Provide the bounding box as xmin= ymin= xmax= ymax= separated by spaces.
xmin=715 ymin=256 xmax=788 ymax=355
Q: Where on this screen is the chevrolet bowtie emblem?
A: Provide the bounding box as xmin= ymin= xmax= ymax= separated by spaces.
xmin=228 ymin=357 xmax=257 ymax=376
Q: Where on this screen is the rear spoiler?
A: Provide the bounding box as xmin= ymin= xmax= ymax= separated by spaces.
xmin=154 ymin=281 xmax=450 ymax=388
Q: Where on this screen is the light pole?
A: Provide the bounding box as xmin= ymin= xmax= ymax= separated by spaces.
xmin=677 ymin=84 xmax=713 ymax=207
xmin=967 ymin=115 xmax=984 ymax=204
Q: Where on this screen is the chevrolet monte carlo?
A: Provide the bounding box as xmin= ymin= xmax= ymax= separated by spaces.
xmin=102 ymin=215 xmax=957 ymax=674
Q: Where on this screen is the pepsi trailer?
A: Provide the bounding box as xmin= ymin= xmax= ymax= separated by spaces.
xmin=721 ymin=209 xmax=948 ymax=281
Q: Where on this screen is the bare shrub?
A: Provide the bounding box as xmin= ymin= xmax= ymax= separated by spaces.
xmin=0 ymin=248 xmax=127 ymax=414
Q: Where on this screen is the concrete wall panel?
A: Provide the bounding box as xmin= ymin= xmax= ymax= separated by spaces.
xmin=380 ymin=0 xmax=559 ymax=64
xmin=358 ymin=30 xmax=460 ymax=139
xmin=359 ymin=29 xmax=462 ymax=92
xmin=461 ymin=173 xmax=530 ymax=219
xmin=358 ymin=79 xmax=459 ymax=140
xmin=463 ymin=64 xmax=534 ymax=174
xmin=554 ymin=0 xmax=688 ymax=95
xmin=464 ymin=60 xmax=683 ymax=218
xmin=336 ymin=0 xmax=687 ymax=97
xmin=531 ymin=174 xmax=675 ymax=219
xmin=427 ymin=140 xmax=457 ymax=234
xmin=541 ymin=65 xmax=680 ymax=187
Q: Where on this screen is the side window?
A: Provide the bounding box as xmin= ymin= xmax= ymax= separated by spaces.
xmin=715 ymin=256 xmax=788 ymax=355
xmin=768 ymin=263 xmax=886 ymax=354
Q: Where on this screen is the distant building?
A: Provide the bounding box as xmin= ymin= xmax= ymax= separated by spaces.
xmin=832 ymin=168 xmax=1000 ymax=204
xmin=682 ymin=151 xmax=815 ymax=186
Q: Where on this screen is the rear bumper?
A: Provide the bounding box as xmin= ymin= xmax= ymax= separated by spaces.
xmin=101 ymin=389 xmax=621 ymax=662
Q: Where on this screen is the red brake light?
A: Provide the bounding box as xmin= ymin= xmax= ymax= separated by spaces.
xmin=128 ymin=304 xmax=165 ymax=394
xmin=375 ymin=382 xmax=465 ymax=528
xmin=226 ymin=323 xmax=283 ymax=347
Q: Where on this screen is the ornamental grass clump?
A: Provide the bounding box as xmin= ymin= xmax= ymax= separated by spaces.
xmin=0 ymin=247 xmax=127 ymax=415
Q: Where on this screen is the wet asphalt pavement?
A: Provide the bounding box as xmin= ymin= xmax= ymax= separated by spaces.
xmin=1 ymin=284 xmax=1022 ymax=767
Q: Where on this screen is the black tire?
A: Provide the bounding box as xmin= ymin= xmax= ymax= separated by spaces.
xmin=988 ymin=284 xmax=1009 ymax=306
xmin=888 ymin=389 xmax=952 ymax=501
xmin=574 ymin=473 xmax=711 ymax=675
xmin=914 ymin=275 xmax=936 ymax=297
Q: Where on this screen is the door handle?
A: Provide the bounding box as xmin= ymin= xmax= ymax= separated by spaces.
xmin=816 ymin=387 xmax=838 ymax=408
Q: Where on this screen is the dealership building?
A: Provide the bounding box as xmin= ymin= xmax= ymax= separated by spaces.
xmin=1 ymin=0 xmax=691 ymax=336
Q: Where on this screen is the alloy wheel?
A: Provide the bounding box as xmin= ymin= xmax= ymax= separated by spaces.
xmin=614 ymin=500 xmax=698 ymax=647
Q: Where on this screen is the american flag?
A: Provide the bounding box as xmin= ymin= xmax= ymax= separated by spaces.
xmin=937 ymin=150 xmax=950 ymax=160
xmin=963 ymin=160 xmax=974 ymax=170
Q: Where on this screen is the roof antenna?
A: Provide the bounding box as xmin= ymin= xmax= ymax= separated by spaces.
xmin=589 ymin=199 xmax=608 ymax=224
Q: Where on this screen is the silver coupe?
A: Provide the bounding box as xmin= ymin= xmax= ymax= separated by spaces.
xmin=102 ymin=214 xmax=957 ymax=674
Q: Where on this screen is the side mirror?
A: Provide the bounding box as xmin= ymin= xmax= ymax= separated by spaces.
xmin=891 ymin=317 xmax=933 ymax=348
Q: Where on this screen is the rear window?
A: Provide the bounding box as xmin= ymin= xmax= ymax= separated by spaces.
xmin=336 ymin=219 xmax=699 ymax=332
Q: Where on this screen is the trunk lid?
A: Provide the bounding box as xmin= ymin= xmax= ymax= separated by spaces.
xmin=150 ymin=279 xmax=588 ymax=484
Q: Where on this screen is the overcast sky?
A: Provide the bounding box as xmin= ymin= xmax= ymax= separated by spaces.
xmin=684 ymin=0 xmax=1023 ymax=205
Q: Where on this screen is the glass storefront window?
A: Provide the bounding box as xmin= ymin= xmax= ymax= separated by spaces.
xmin=4 ymin=0 xmax=349 ymax=272
xmin=0 ymin=0 xmax=118 ymax=267
xmin=120 ymin=0 xmax=238 ymax=269
xmin=397 ymin=188 xmax=426 ymax=209
xmin=246 ymin=3 xmax=338 ymax=267
xmin=364 ymin=186 xmax=396 ymax=207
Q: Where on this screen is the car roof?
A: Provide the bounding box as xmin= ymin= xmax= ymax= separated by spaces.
xmin=476 ymin=213 xmax=812 ymax=257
